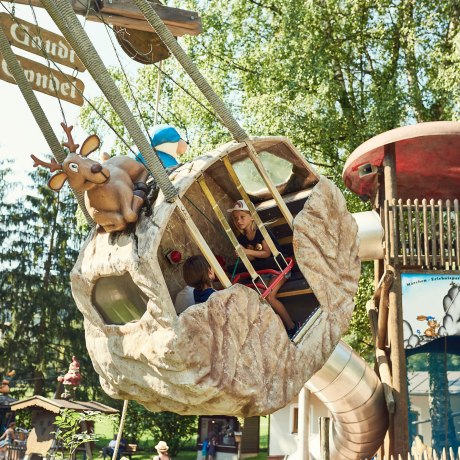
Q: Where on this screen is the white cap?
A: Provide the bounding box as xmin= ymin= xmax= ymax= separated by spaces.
xmin=227 ymin=200 xmax=250 ymax=213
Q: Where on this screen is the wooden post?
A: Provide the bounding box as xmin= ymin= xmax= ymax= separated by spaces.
xmin=298 ymin=386 xmax=311 ymax=460
xmin=384 ymin=143 xmax=397 ymax=265
xmin=80 ymin=421 xmax=93 ymax=460
xmin=383 ymin=143 xmax=409 ymax=456
xmin=319 ymin=417 xmax=330 ymax=460
xmin=377 ymin=270 xmax=394 ymax=350
xmin=388 ymin=271 xmax=409 ymax=456
xmin=367 ymin=298 xmax=396 ymax=414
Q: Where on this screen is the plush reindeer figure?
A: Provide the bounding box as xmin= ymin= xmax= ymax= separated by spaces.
xmin=31 ymin=123 xmax=149 ymax=233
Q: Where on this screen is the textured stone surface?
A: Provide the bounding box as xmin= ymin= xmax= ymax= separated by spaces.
xmin=71 ymin=165 xmax=360 ymax=416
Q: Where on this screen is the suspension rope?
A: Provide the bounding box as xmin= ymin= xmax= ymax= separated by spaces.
xmin=0 ymin=23 xmax=94 ymax=226
xmin=101 ymin=20 xmax=151 ymax=139
xmin=132 ymin=0 xmax=248 ymax=143
xmin=41 ymin=0 xmax=177 ymax=202
xmin=133 ymin=0 xmax=294 ymax=225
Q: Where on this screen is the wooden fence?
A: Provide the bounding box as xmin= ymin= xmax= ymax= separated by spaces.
xmin=4 ymin=446 xmax=26 ymax=460
xmin=371 ymin=447 xmax=460 ymax=459
xmin=384 ymin=198 xmax=460 ymax=269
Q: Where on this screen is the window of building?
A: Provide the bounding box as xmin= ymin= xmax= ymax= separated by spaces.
xmin=198 ymin=416 xmax=239 ymax=446
xmin=292 ymin=407 xmax=299 ymax=434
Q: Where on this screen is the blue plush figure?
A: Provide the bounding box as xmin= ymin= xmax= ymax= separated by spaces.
xmin=135 ymin=125 xmax=188 ymax=168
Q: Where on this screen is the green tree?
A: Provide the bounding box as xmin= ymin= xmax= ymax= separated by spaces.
xmin=52 ymin=409 xmax=118 ymax=460
xmin=122 ymin=401 xmax=197 ymax=455
xmin=0 ymin=165 xmax=100 ymax=399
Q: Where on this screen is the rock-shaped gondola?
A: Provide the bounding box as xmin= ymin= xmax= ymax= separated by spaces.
xmin=71 ymin=136 xmax=360 ymax=416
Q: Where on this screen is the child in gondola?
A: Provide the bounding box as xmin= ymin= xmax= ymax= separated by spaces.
xmin=183 ymin=255 xmax=216 ymax=304
xmin=228 ymin=200 xmax=300 ymax=339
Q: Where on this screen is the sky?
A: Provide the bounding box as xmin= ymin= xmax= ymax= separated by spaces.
xmin=0 ymin=3 xmax=144 ymax=183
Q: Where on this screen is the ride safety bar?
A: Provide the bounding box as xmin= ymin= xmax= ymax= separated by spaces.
xmin=231 ymin=257 xmax=294 ymax=299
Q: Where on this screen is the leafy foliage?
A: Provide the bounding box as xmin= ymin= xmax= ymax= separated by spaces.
xmin=122 ymin=402 xmax=197 ymax=456
xmin=52 ymin=410 xmax=118 ymax=459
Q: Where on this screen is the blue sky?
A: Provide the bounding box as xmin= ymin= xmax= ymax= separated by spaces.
xmin=0 ymin=4 xmax=143 ymax=182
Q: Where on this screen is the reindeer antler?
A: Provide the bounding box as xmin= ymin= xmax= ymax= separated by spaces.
xmin=61 ymin=122 xmax=80 ymax=153
xmin=31 ymin=154 xmax=63 ymax=172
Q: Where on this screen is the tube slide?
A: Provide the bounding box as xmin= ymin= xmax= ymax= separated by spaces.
xmin=303 ymin=341 xmax=388 ymax=459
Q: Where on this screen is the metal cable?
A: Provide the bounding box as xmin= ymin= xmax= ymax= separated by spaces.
xmin=132 ymin=0 xmax=249 ymax=143
xmin=41 ymin=0 xmax=177 ymax=202
xmin=0 ymin=23 xmax=94 ymax=226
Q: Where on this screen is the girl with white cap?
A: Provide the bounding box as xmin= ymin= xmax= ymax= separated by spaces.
xmin=228 ymin=200 xmax=300 ymax=339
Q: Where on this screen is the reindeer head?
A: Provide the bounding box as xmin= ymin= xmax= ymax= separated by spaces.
xmin=31 ymin=123 xmax=109 ymax=192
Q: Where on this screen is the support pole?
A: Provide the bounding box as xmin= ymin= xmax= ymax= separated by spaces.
xmin=112 ymin=400 xmax=129 ymax=460
xmin=319 ymin=417 xmax=330 ymax=460
xmin=298 ymin=386 xmax=311 ymax=460
xmin=383 ymin=143 xmax=408 ymax=456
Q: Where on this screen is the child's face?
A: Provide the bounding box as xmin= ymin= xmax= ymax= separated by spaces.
xmin=232 ymin=210 xmax=253 ymax=231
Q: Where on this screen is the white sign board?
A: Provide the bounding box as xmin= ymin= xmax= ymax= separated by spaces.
xmin=402 ymin=273 xmax=460 ymax=350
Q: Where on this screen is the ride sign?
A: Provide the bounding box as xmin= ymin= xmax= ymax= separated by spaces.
xmin=0 ymin=52 xmax=85 ymax=106
xmin=0 ymin=13 xmax=85 ymax=72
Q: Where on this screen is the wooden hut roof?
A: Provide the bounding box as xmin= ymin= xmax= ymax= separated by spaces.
xmin=10 ymin=395 xmax=118 ymax=414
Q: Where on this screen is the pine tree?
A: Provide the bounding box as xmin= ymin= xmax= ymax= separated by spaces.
xmin=0 ymin=164 xmax=100 ymax=398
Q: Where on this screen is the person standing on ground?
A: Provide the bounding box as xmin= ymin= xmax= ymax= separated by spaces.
xmin=0 ymin=422 xmax=15 ymax=451
xmin=201 ymin=437 xmax=209 ymax=460
xmin=207 ymin=435 xmax=218 ymax=460
xmin=153 ymin=441 xmax=171 ymax=460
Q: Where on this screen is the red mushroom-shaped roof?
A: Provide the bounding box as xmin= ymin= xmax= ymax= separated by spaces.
xmin=342 ymin=121 xmax=460 ymax=201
